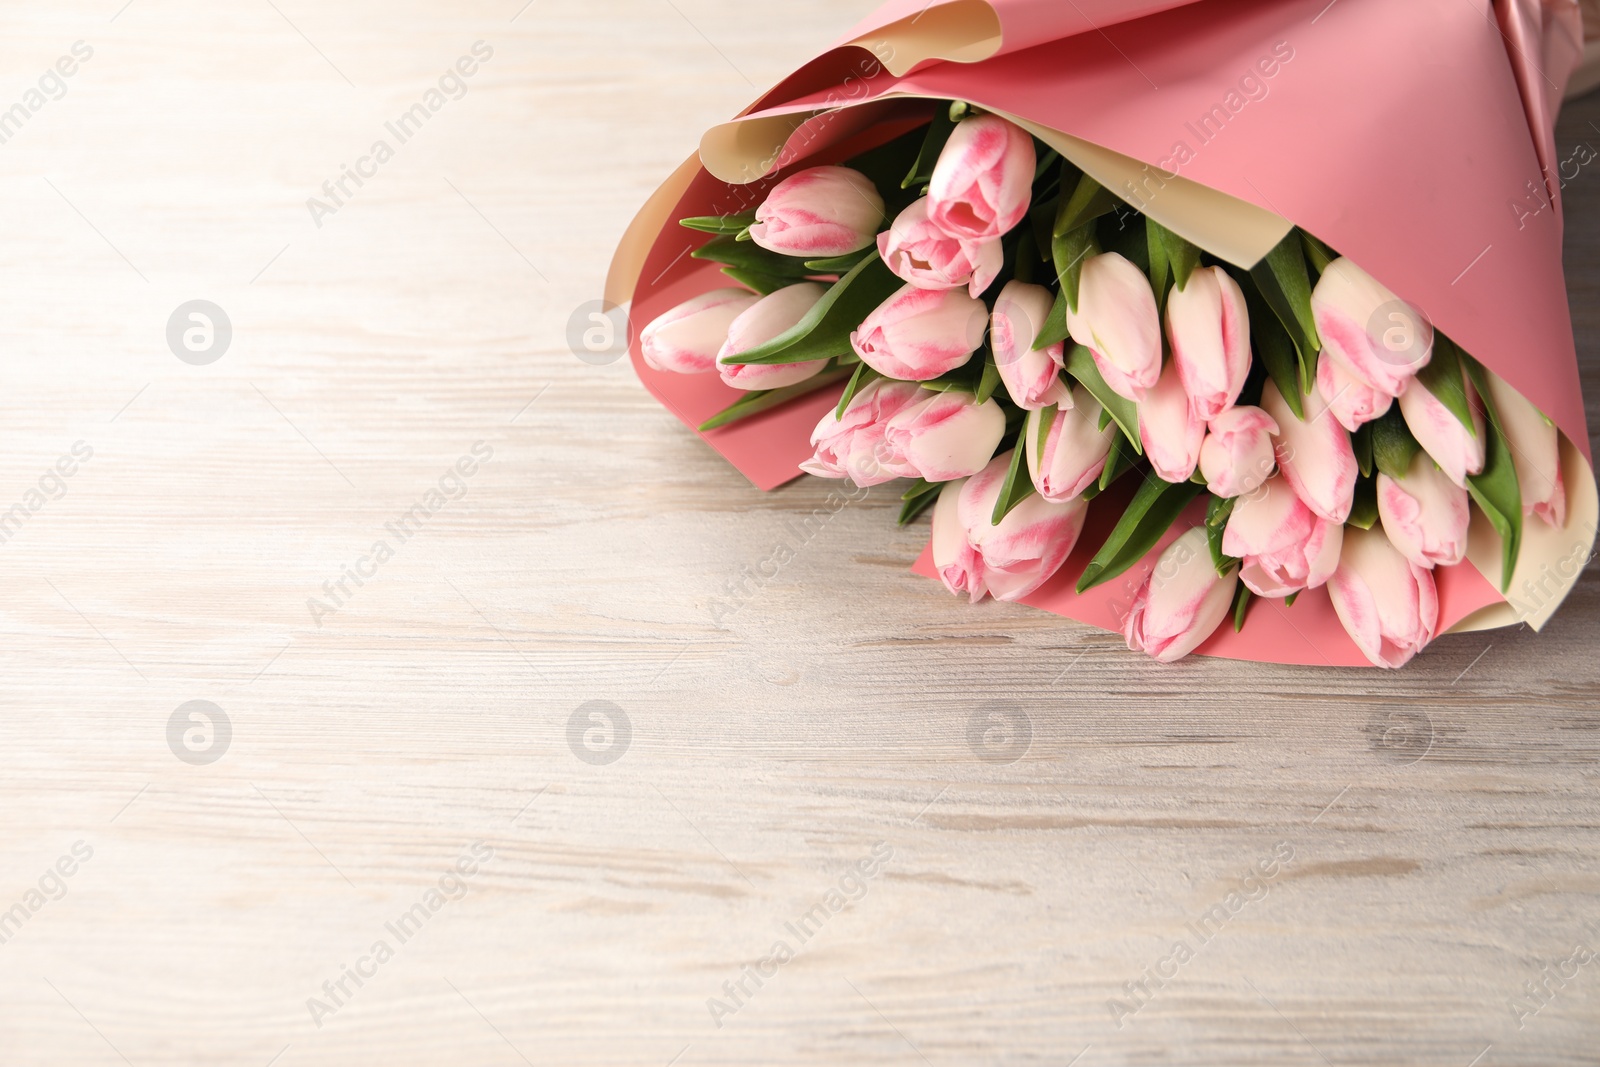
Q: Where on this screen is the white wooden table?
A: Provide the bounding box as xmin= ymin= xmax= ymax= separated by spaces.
xmin=1 ymin=2 xmax=1597 ymax=1064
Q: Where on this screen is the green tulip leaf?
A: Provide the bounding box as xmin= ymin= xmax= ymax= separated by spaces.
xmin=803 ymin=248 xmax=876 ymax=273
xmin=1299 ymin=229 xmax=1336 ymax=276
xmin=1248 ymin=229 xmax=1321 ymax=392
xmin=1352 ymin=421 xmax=1375 ymax=479
xmin=696 ymin=365 xmax=852 ymax=432
xmin=1462 ymin=356 xmax=1523 ymax=588
xmin=1076 ymin=476 xmax=1203 ymax=593
xmin=1052 ymin=221 xmax=1100 ymax=315
xmin=691 ymin=233 xmax=811 ymax=276
xmin=1206 ymin=494 xmax=1239 ymax=577
xmin=1370 ymin=407 xmax=1422 ymax=481
xmin=679 ymin=211 xmax=758 ymax=235
xmin=1033 ymin=288 xmax=1071 ymax=352
xmin=720 ymin=255 xmax=900 ymax=365
xmin=901 ymin=107 xmax=959 ymax=191
xmin=1088 ymin=429 xmax=1138 ymax=498
xmin=1347 ymin=477 xmax=1378 ymax=529
xmin=1232 ymin=266 xmax=1305 ymax=421
xmin=833 ymin=361 xmax=881 ymax=419
xmin=1054 ymin=170 xmax=1117 ymax=237
xmin=991 ymin=446 xmax=1035 ymax=525
xmin=1065 ymin=344 xmax=1142 ymax=454
xmin=1150 ymin=217 xmax=1201 ymax=292
xmin=1232 ymin=582 xmax=1253 ymax=632
xmin=1414 ymin=332 xmax=1477 ymax=437
xmin=719 ymin=266 xmax=800 ymax=296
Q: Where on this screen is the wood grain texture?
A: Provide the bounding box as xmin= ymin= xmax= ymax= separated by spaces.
xmin=0 ymin=3 xmax=1596 ymax=1065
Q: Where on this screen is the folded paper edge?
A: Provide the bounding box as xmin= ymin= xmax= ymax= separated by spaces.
xmin=604 ymin=153 xmax=701 ymax=310
xmin=1452 ymin=432 xmax=1597 ymax=633
xmin=699 ymin=94 xmax=1294 ymax=267
xmin=839 ymin=0 xmax=1002 ymax=76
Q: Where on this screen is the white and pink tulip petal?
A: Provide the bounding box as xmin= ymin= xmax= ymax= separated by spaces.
xmin=1327 ymin=524 xmax=1439 ymax=668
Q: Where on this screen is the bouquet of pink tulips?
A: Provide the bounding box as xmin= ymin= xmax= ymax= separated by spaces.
xmin=611 ymin=0 xmax=1595 ymax=668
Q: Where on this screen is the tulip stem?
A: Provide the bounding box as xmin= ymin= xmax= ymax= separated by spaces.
xmin=1232 ymin=584 xmax=1254 ymax=632
xmin=696 ymin=367 xmax=853 ymax=432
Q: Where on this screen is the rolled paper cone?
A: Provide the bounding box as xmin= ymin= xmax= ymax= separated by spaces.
xmin=609 ymin=0 xmax=1596 ymax=665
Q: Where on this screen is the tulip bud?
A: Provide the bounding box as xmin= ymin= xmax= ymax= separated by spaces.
xmin=877 ymin=197 xmax=1003 ymax=297
xmin=850 ymin=283 xmax=987 ymax=381
xmin=800 ymin=378 xmax=926 ymax=486
xmin=1026 ymin=384 xmax=1115 ymax=502
xmin=1260 ymin=379 xmax=1358 ymax=523
xmin=931 ymin=453 xmax=1087 ymax=602
xmin=926 ymin=114 xmax=1035 ymax=240
xmin=1138 ymin=359 xmax=1205 ymax=483
xmin=717 ymin=283 xmax=831 ymax=391
xmin=1482 ymin=373 xmax=1566 ymax=527
xmin=639 ymin=288 xmax=759 ymax=374
xmin=1311 ymin=256 xmax=1433 ymax=397
xmin=1066 ymin=252 xmax=1162 ymax=402
xmin=1223 ymin=474 xmax=1343 ymax=597
xmin=1199 ymin=405 xmax=1278 ymax=498
xmin=1167 ymin=266 xmax=1250 ymax=421
xmin=992 ymin=281 xmax=1070 ymax=410
xmin=1397 ymin=373 xmax=1485 ymax=489
xmin=747 ymin=166 xmax=884 ymax=258
xmin=1327 ymin=524 xmax=1439 ymax=668
xmin=1123 ymin=527 xmax=1238 ymax=663
xmin=882 ymin=389 xmax=1007 ymax=483
xmin=1316 ymin=348 xmax=1393 ymax=433
xmin=1376 ymin=451 xmax=1471 ymax=568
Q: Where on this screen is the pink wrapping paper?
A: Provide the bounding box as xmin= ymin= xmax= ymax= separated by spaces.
xmin=910 ymin=505 xmax=1508 ymax=668
xmin=616 ymin=0 xmax=1593 ymax=664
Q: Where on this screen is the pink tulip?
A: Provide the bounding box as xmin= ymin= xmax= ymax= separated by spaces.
xmin=882 ymin=389 xmax=1007 ymax=482
xmin=926 ymin=114 xmax=1035 ymax=240
xmin=1223 ymin=474 xmax=1343 ymax=597
xmin=1139 ymin=359 xmax=1205 ymax=483
xmin=1167 ymin=266 xmax=1250 ymax=421
xmin=800 ymin=378 xmax=926 ymax=486
xmin=1123 ymin=527 xmax=1238 ymax=663
xmin=850 ymin=283 xmax=987 ymax=381
xmin=717 ymin=283 xmax=830 ymax=391
xmin=992 ymin=281 xmax=1070 ymax=410
xmin=931 ymin=453 xmax=1087 ymax=603
xmin=1199 ymin=405 xmax=1278 ymax=498
xmin=1376 ymin=452 xmax=1471 ymax=568
xmin=1025 ymin=384 xmax=1116 ymax=502
xmin=877 ymin=197 xmax=1002 ymax=297
xmin=1482 ymin=373 xmax=1566 ymax=527
xmin=1316 ymin=349 xmax=1393 ymax=432
xmin=747 ymin=166 xmax=884 ymax=258
xmin=639 ymin=288 xmax=758 ymax=374
xmin=1260 ymin=379 xmax=1358 ymax=524
xmin=1327 ymin=524 xmax=1439 ymax=668
xmin=1066 ymin=252 xmax=1162 ymax=402
xmin=1397 ymin=373 xmax=1485 ymax=489
xmin=1311 ymin=256 xmax=1433 ymax=398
